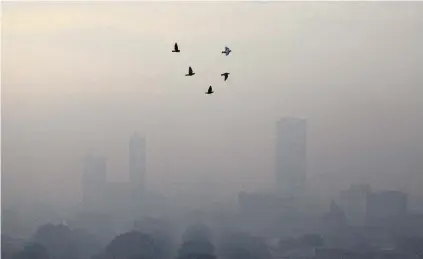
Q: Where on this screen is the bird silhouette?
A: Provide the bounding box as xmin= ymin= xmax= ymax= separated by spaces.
xmin=221 ymin=72 xmax=230 ymax=81
xmin=185 ymin=66 xmax=195 ymax=76
xmin=222 ymin=46 xmax=231 ymax=56
xmin=205 ymin=86 xmax=214 ymax=94
xmin=172 ymin=43 xmax=180 ymax=53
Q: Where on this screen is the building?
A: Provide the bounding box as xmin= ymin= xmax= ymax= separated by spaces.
xmin=366 ymin=190 xmax=407 ymax=227
xmin=339 ymin=184 xmax=371 ymax=226
xmin=321 ymin=201 xmax=347 ymax=232
xmin=81 ymin=133 xmax=147 ymax=216
xmin=275 ymin=118 xmax=307 ymax=198
xmin=82 ymin=155 xmax=107 ymax=211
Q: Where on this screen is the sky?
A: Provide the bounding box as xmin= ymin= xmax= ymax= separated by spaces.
xmin=2 ymin=2 xmax=423 ymax=205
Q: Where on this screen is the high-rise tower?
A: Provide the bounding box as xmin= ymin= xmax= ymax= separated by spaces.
xmin=275 ymin=118 xmax=307 ymax=198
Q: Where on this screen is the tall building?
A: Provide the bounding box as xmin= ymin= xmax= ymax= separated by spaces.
xmin=275 ymin=118 xmax=307 ymax=198
xmin=339 ymin=184 xmax=371 ymax=226
xmin=129 ymin=133 xmax=146 ymax=196
xmin=82 ymin=155 xmax=107 ymax=211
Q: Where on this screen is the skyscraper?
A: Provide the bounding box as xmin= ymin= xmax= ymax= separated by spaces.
xmin=129 ymin=133 xmax=146 ymax=195
xmin=275 ymin=118 xmax=307 ymax=198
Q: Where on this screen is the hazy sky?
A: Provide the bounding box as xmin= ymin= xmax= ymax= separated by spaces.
xmin=2 ymin=2 xmax=423 ymax=204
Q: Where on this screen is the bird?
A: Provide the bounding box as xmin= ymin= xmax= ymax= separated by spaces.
xmin=185 ymin=66 xmax=195 ymax=76
xmin=221 ymin=72 xmax=230 ymax=81
xmin=205 ymin=86 xmax=214 ymax=94
xmin=172 ymin=43 xmax=180 ymax=53
xmin=221 ymin=46 xmax=231 ymax=56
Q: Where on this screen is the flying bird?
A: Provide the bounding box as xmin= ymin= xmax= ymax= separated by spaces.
xmin=205 ymin=86 xmax=214 ymax=95
xmin=172 ymin=43 xmax=180 ymax=53
xmin=185 ymin=66 xmax=195 ymax=76
xmin=221 ymin=72 xmax=230 ymax=81
xmin=222 ymin=46 xmax=231 ymax=56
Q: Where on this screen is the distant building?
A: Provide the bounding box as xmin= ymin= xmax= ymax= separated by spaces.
xmin=81 ymin=133 xmax=147 ymax=217
xmin=129 ymin=133 xmax=146 ymax=197
xmin=340 ymin=184 xmax=371 ymax=226
xmin=366 ymin=190 xmax=407 ymax=227
xmin=238 ymin=191 xmax=297 ymax=236
xmin=82 ymin=155 xmax=107 ymax=211
xmin=321 ymin=201 xmax=347 ymax=232
xmin=275 ymin=118 xmax=307 ymax=198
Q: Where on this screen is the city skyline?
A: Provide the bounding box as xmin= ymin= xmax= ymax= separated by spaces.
xmin=2 ymin=2 xmax=423 ymax=258
xmin=3 ymin=0 xmax=422 ymax=218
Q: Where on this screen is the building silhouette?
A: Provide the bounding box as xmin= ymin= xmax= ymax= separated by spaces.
xmin=321 ymin=201 xmax=347 ymax=234
xmin=340 ymin=184 xmax=372 ymax=226
xmin=81 ymin=133 xmax=147 ymax=216
xmin=275 ymin=118 xmax=307 ymax=198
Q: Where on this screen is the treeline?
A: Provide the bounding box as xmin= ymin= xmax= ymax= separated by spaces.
xmin=5 ymin=219 xmax=423 ymax=259
xmin=1 ymin=218 xmax=273 ymax=259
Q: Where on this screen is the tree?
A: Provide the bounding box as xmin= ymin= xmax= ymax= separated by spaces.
xmin=177 ymin=254 xmax=216 ymax=259
xmin=32 ymin=224 xmax=77 ymax=259
xmin=182 ymin=224 xmax=213 ymax=243
xmin=13 ymin=243 xmax=50 ymax=259
xmin=2 ymin=235 xmax=24 ymax=259
xmin=103 ymin=231 xmax=158 ymax=259
xmin=297 ymin=234 xmax=324 ymax=248
xmin=178 ymin=240 xmax=215 ymax=258
xmin=73 ymin=228 xmax=103 ymax=259
xmin=134 ymin=217 xmax=175 ymax=259
xmin=177 ymin=225 xmax=216 ymax=259
xmin=277 ymin=237 xmax=298 ymax=252
xmin=219 ymin=232 xmax=271 ymax=259
xmin=220 ymin=245 xmax=254 ymax=259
